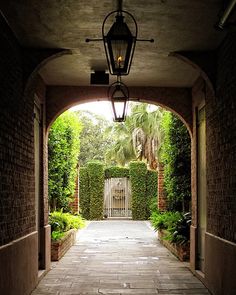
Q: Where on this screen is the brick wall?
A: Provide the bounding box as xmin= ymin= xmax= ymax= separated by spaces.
xmin=206 ymin=31 xmax=236 ymax=243
xmin=157 ymin=163 xmax=168 ymax=211
xmin=0 ymin=15 xmax=35 ymax=246
xmin=70 ymin=174 xmax=79 ymax=213
xmin=51 ymin=229 xmax=76 ymax=261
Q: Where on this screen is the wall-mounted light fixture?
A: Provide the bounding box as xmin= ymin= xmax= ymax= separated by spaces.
xmin=86 ymin=0 xmax=154 ymax=75
xmin=108 ymin=75 xmax=129 ymax=122
xmin=216 ymin=0 xmax=236 ymax=29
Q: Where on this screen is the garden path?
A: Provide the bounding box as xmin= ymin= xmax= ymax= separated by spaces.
xmin=32 ymin=220 xmax=210 ymax=295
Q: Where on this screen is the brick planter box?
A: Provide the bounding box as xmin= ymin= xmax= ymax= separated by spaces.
xmin=51 ymin=229 xmax=77 ymax=261
xmin=158 ymin=230 xmax=190 ymax=261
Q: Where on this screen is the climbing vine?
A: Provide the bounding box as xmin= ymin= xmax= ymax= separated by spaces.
xmin=104 ymin=166 xmax=130 ymax=178
xmin=160 ymin=112 xmax=191 ymax=211
xmin=129 ymin=161 xmax=147 ymax=220
xmin=87 ymin=161 xmax=104 ymax=220
xmin=78 ymin=167 xmax=90 ymax=219
xmin=48 ymin=111 xmax=82 ymax=211
xmin=146 ymin=169 xmax=158 ymax=217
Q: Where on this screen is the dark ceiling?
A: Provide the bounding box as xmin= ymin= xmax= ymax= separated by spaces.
xmin=0 ymin=0 xmax=227 ymax=87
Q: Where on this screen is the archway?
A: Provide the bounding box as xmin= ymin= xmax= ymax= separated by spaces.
xmin=24 ymin=50 xmax=210 ymax=288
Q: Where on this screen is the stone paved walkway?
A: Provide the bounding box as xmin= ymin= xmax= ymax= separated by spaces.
xmin=32 ymin=221 xmax=210 ymax=295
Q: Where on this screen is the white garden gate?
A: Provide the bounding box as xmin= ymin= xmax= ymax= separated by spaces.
xmin=104 ymin=178 xmax=132 ymax=218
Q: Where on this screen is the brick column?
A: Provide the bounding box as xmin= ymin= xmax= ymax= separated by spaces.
xmin=157 ymin=163 xmax=168 ymax=211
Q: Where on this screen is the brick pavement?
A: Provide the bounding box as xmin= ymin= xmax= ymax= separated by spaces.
xmin=32 ymin=221 xmax=210 ymax=295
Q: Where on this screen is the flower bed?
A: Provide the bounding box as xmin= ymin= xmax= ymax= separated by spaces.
xmin=51 ymin=229 xmax=76 ymax=261
xmin=150 ymin=210 xmax=191 ymax=261
xmin=158 ymin=230 xmax=190 ymax=261
xmin=49 ymin=211 xmax=85 ymax=261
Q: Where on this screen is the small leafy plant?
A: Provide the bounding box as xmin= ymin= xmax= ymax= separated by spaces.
xmin=167 ymin=212 xmax=191 ymax=245
xmin=49 ymin=210 xmax=85 ymax=241
xmin=150 ymin=211 xmax=191 ymax=245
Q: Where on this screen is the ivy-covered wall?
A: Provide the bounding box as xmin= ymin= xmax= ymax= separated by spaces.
xmin=160 ymin=112 xmax=191 ymax=211
xmin=104 ymin=166 xmax=130 ymax=178
xmin=129 ymin=161 xmax=147 ymax=220
xmin=79 ymin=162 xmax=157 ymax=220
xmin=79 ymin=167 xmax=90 ymax=219
xmin=87 ymin=162 xmax=104 ymax=220
xmin=146 ymin=169 xmax=158 ymax=217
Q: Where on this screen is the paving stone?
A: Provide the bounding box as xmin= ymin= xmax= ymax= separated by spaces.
xmin=32 ymin=221 xmax=210 ymax=295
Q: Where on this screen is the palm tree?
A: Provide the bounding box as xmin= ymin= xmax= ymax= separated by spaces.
xmin=105 ymin=120 xmax=135 ymax=166
xmin=105 ymin=103 xmax=165 ymax=169
xmin=130 ymin=103 xmax=164 ymax=169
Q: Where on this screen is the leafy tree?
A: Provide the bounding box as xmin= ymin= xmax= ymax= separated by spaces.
xmin=131 ymin=103 xmax=164 ymax=169
xmin=77 ymin=111 xmax=112 ymax=166
xmin=48 ymin=111 xmax=82 ymax=211
xmin=105 ymin=103 xmax=164 ymax=169
xmin=160 ymin=112 xmax=191 ymax=211
xmin=105 ymin=119 xmax=135 ymax=166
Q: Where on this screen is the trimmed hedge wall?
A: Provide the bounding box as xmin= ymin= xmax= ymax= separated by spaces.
xmin=129 ymin=161 xmax=147 ymax=220
xmin=87 ymin=162 xmax=104 ymax=220
xmin=105 ymin=166 xmax=130 ymax=178
xmin=79 ymin=167 xmax=90 ymax=219
xmin=79 ymin=161 xmax=157 ymax=220
xmin=146 ymin=169 xmax=158 ymax=217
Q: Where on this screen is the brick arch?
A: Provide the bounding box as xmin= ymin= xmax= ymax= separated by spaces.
xmin=46 ymin=85 xmax=192 ymax=137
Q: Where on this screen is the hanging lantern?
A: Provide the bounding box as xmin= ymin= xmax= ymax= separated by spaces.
xmin=108 ymin=77 xmax=129 ymax=122
xmin=86 ymin=0 xmax=154 ymax=76
xmin=102 ymin=9 xmax=137 ymax=75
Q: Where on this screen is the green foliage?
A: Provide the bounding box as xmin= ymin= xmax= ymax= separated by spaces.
xmin=51 ymin=231 xmax=65 ymax=241
xmin=104 ymin=166 xmax=130 ymax=178
xmin=146 ymin=169 xmax=158 ymax=217
xmin=150 ymin=211 xmax=182 ymax=231
xmin=165 ymin=212 xmax=191 ymax=245
xmin=77 ymin=111 xmax=112 ymax=166
xmin=105 ymin=103 xmax=164 ymax=169
xmin=49 ymin=211 xmax=85 ymax=241
xmin=160 ymin=112 xmax=191 ymax=211
xmin=79 ymin=167 xmax=90 ymax=219
xmin=48 ymin=111 xmax=82 ymax=211
xmin=129 ymin=161 xmax=147 ymax=220
xmin=150 ymin=210 xmax=190 ymax=245
xmin=105 ymin=121 xmax=135 ymax=166
xmin=87 ymin=161 xmax=104 ymax=220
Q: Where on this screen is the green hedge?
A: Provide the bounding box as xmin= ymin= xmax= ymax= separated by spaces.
xmin=129 ymin=161 xmax=147 ymax=220
xmin=160 ymin=112 xmax=191 ymax=211
xmin=104 ymin=166 xmax=130 ymax=178
xmin=146 ymin=169 xmax=158 ymax=217
xmin=79 ymin=167 xmax=90 ymax=219
xmin=79 ymin=162 xmax=158 ymax=220
xmin=87 ymin=162 xmax=104 ymax=220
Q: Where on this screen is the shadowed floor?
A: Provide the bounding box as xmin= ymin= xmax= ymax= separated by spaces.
xmin=32 ymin=220 xmax=209 ymax=295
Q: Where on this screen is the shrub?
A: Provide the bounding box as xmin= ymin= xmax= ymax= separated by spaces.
xmin=146 ymin=169 xmax=158 ymax=217
xmin=130 ymin=161 xmax=147 ymax=220
xmin=79 ymin=167 xmax=90 ymax=219
xmin=165 ymin=212 xmax=191 ymax=245
xmin=150 ymin=210 xmax=191 ymax=245
xmin=48 ymin=111 xmax=82 ymax=211
xmin=87 ymin=161 xmax=104 ymax=220
xmin=160 ymin=112 xmax=191 ymax=211
xmin=104 ymin=166 xmax=130 ymax=178
xmin=49 ymin=210 xmax=85 ymax=241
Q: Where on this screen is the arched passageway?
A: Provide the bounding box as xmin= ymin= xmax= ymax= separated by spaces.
xmin=0 ymin=3 xmax=236 ymax=294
